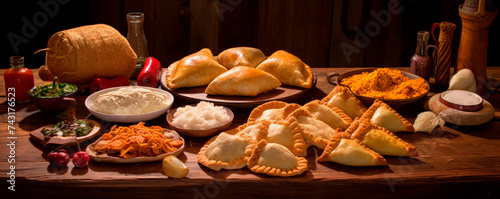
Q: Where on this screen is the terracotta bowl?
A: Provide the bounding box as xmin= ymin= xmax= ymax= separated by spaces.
xmin=28 ymin=86 xmax=77 ymax=112
xmin=166 ymin=105 xmax=234 ymax=138
xmin=439 ymin=90 xmax=483 ymax=112
xmin=327 ymin=68 xmax=430 ymax=108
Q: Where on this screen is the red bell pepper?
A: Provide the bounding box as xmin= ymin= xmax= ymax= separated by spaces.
xmin=137 ymin=57 xmax=162 ymax=88
xmin=89 ymin=76 xmax=129 ymax=93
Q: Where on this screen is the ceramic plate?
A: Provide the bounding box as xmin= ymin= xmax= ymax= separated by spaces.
xmin=160 ymin=70 xmax=316 ymax=108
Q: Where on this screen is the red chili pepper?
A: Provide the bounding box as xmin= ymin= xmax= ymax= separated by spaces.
xmin=89 ymin=76 xmax=129 ymax=93
xmin=138 ymin=57 xmax=162 ymax=88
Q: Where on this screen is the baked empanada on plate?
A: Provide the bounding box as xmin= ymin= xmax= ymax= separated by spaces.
xmin=360 ymin=99 xmax=414 ymax=133
xmin=248 ymin=101 xmax=290 ymax=122
xmin=286 ymin=108 xmax=339 ymax=149
xmin=197 ymin=132 xmax=256 ymax=171
xmin=217 ymin=47 xmax=266 ymax=69
xmin=347 ymin=119 xmax=418 ymax=157
xmin=317 ymin=131 xmax=387 ymax=167
xmin=256 ymin=50 xmax=313 ymax=88
xmin=205 ymin=66 xmax=281 ymax=97
xmin=166 ymin=48 xmax=228 ymax=89
xmin=322 ymin=86 xmax=367 ymax=120
xmin=247 ymin=140 xmax=308 ymax=177
xmin=303 ymin=100 xmax=353 ymax=130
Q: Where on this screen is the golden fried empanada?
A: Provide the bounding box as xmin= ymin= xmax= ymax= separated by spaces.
xmin=303 ymin=100 xmax=353 ymax=130
xmin=264 ymin=121 xmax=308 ymax=156
xmin=282 ymin=103 xmax=302 ymax=120
xmin=322 ymin=86 xmax=367 ymax=120
xmin=247 ymin=140 xmax=308 ymax=177
xmin=286 ymin=108 xmax=339 ymax=149
xmin=248 ymin=101 xmax=289 ymax=122
xmin=228 ymin=121 xmax=269 ymax=141
xmin=347 ymin=119 xmax=418 ymax=157
xmin=166 ymin=48 xmax=228 ymax=89
xmin=205 ymin=66 xmax=281 ymax=97
xmin=317 ymin=131 xmax=387 ymax=167
xmin=235 ymin=120 xmax=307 ymax=156
xmin=217 ymin=47 xmax=266 ymax=69
xmin=198 ymin=132 xmax=256 ymax=171
xmin=360 ymin=99 xmax=414 ymax=133
xmin=256 ymin=50 xmax=313 ymax=88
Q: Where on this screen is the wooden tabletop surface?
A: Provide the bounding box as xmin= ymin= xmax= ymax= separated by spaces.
xmin=1 ymin=67 xmax=500 ymax=198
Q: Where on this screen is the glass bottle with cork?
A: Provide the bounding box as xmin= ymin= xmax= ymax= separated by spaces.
xmin=126 ymin=12 xmax=149 ymax=80
xmin=4 ymin=56 xmax=34 ymax=103
xmin=410 ymin=31 xmax=433 ymax=81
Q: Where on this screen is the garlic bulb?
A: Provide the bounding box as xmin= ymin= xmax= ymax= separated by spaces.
xmin=414 ymin=111 xmax=445 ymax=134
xmin=448 ymin=69 xmax=476 ymax=93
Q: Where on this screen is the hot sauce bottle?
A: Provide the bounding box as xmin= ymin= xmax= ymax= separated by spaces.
xmin=410 ymin=31 xmax=433 ymax=81
xmin=4 ymin=56 xmax=34 ymax=103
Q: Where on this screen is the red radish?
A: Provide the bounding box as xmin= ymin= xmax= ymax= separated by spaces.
xmin=47 ymin=152 xmax=56 ymax=163
xmin=48 ymin=151 xmax=70 ymax=167
xmin=72 ymin=151 xmax=90 ymax=168
xmin=57 ymin=149 xmax=68 ymax=154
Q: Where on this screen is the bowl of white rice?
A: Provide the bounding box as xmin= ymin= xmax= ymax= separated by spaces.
xmin=166 ymin=101 xmax=234 ymax=137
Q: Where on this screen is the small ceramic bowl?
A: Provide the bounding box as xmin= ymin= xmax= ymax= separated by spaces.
xmin=439 ymin=90 xmax=483 ymax=112
xmin=166 ymin=105 xmax=234 ymax=138
xmin=28 ymin=86 xmax=78 ymax=112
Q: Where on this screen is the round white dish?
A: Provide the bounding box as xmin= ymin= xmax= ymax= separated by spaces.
xmin=85 ymin=86 xmax=174 ymax=123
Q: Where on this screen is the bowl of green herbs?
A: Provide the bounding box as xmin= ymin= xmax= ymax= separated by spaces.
xmin=29 ymin=77 xmax=78 ymax=111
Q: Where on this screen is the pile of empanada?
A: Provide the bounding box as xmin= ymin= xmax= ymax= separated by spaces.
xmin=197 ymin=86 xmax=418 ymax=177
xmin=166 ymin=47 xmax=314 ymax=97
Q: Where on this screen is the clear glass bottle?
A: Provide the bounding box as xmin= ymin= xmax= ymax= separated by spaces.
xmin=410 ymin=31 xmax=432 ymax=81
xmin=4 ymin=56 xmax=34 ymax=103
xmin=126 ymin=12 xmax=149 ymax=80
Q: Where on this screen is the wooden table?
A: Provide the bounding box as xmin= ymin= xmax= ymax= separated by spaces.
xmin=1 ymin=68 xmax=500 ymax=198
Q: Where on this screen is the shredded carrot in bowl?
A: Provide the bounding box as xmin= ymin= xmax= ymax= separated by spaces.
xmin=340 ymin=68 xmax=428 ymax=99
xmin=95 ymin=122 xmax=183 ymax=159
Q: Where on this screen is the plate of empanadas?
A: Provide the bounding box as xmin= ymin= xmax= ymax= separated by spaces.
xmin=160 ymin=47 xmax=316 ymax=108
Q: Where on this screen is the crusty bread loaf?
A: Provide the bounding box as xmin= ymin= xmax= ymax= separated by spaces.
xmin=41 ymin=24 xmax=137 ymax=84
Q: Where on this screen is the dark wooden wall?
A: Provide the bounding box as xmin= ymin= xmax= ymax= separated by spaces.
xmin=3 ymin=0 xmax=500 ymax=69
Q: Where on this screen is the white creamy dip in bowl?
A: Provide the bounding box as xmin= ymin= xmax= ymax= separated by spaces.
xmin=85 ymin=86 xmax=174 ymax=123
